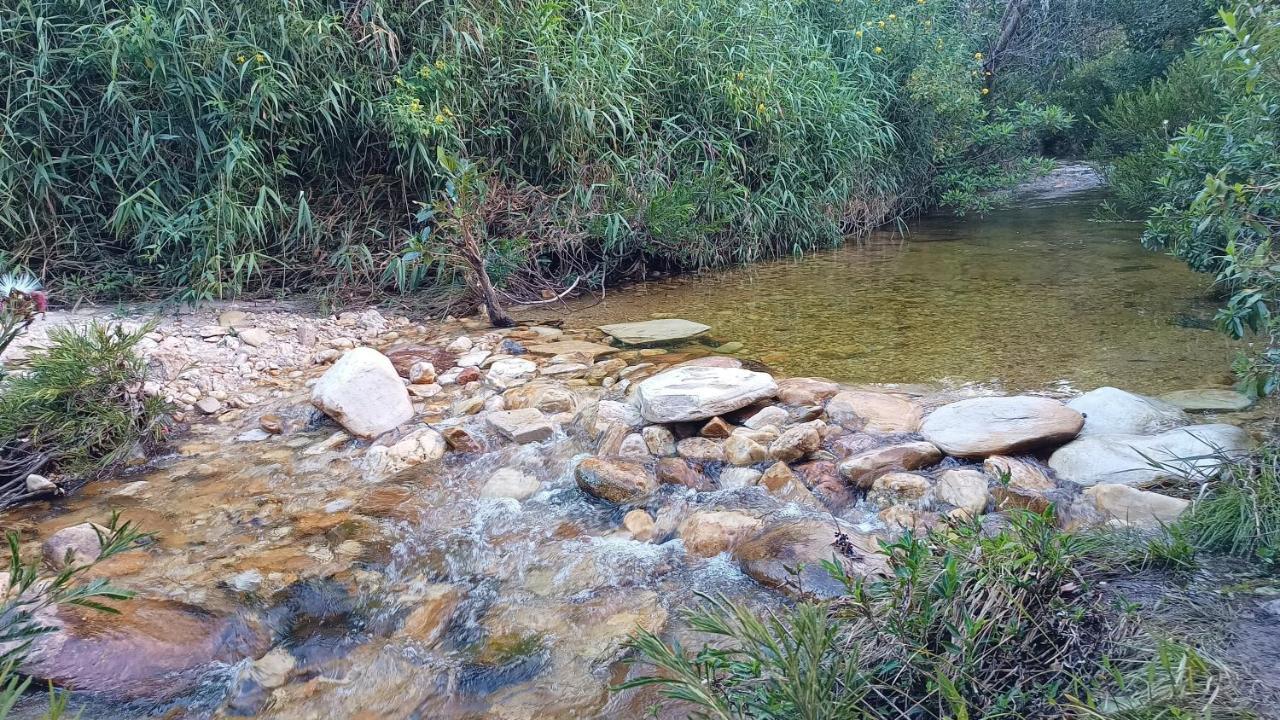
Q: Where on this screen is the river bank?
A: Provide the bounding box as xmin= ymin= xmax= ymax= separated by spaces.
xmin=2 ymin=304 xmax=1278 ymax=718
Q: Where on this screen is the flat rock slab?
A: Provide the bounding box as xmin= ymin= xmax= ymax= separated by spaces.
xmin=486 ymin=408 xmax=555 ymax=443
xmin=597 ymin=319 xmax=710 ymax=346
xmin=1048 ymin=423 xmax=1252 ymax=486
xmin=635 ymin=366 xmax=778 ymax=423
xmin=1157 ymin=388 xmax=1254 ymax=412
xmin=525 ymin=340 xmax=619 ymax=358
xmin=920 ymin=396 xmax=1084 ymax=458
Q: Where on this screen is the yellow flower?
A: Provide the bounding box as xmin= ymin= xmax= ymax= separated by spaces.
xmin=877 ymin=20 xmax=885 ymax=27
xmin=854 ymin=30 xmax=863 ymax=38
xmin=236 ymin=54 xmax=246 ymax=64
xmin=888 ymin=13 xmax=896 ymax=20
xmin=434 ymin=59 xmax=446 ymax=70
xmin=874 ymin=46 xmax=883 ymax=54
xmin=434 ymin=113 xmax=445 ymax=123
xmin=419 ymin=66 xmax=432 ymax=79
xmin=409 ymin=99 xmax=422 ymax=113
xmin=756 ymin=102 xmax=766 ymax=114
xmin=735 ymin=71 xmax=744 ymax=81
xmin=395 ymin=76 xmax=405 ymax=86
xmin=924 ymin=19 xmax=932 ymax=27
xmin=981 ymin=87 xmax=990 ymax=95
xmin=974 ymin=51 xmax=984 ymax=60
xmin=443 ymin=106 xmax=454 ymax=116
xmin=916 ymin=0 xmax=925 ymax=4
xmin=254 ymin=52 xmax=265 ymax=64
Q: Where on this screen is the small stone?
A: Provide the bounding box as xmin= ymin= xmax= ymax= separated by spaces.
xmin=775 ymin=377 xmax=840 ymax=406
xmin=575 ymin=458 xmax=656 ymax=504
xmin=838 ymin=441 xmax=943 ymax=488
xmin=758 ymin=462 xmax=821 ymax=508
xmin=642 ymin=426 xmax=677 ymax=457
xmin=401 ymin=585 xmax=463 ymax=647
xmin=251 ymin=648 xmax=296 ymax=689
xmin=635 ymin=367 xmax=778 ymax=423
xmin=1157 ymin=388 xmax=1254 ymax=412
xmin=25 ymin=474 xmax=57 ymax=494
xmin=825 ymin=391 xmax=922 ymax=433
xmin=310 ymin=347 xmax=414 ymax=438
xmin=714 ymin=341 xmax=743 ymax=354
xmin=408 ymin=383 xmax=443 ymax=399
xmin=43 ymin=523 xmax=105 ymax=569
xmin=743 ymin=405 xmax=789 ymax=430
xmin=195 ymin=397 xmax=222 ymax=415
xmin=446 ymin=336 xmax=474 ymax=353
xmin=868 ymin=472 xmax=931 ymax=505
xmin=719 ymin=467 xmax=762 ymax=489
xmin=934 ymin=469 xmax=990 ymax=517
xmin=408 ymin=361 xmax=437 ymax=385
xmin=700 ymin=417 xmax=733 ymax=438
xmin=218 ymin=310 xmax=248 ymax=328
xmin=724 ymin=434 xmax=769 ymax=466
xmin=982 ymin=455 xmax=1055 ymax=492
xmin=228 ymin=570 xmax=263 ymax=593
xmin=442 ymin=426 xmax=484 ymax=453
xmin=456 ymin=350 xmax=491 ymax=368
xmin=487 ymin=408 xmax=556 ymax=444
xmin=597 ymin=319 xmax=711 ymax=346
xmin=656 ymin=458 xmax=712 ymax=490
xmin=456 ymin=367 xmax=482 ymax=384
xmin=480 ymin=468 xmax=542 ymax=500
xmin=769 ymin=424 xmax=822 ymax=462
xmin=623 ymin=510 xmax=656 ymax=541
xmin=618 ymin=433 xmax=651 ymax=459
xmin=259 ymin=414 xmax=284 ymax=434
xmin=678 ymin=511 xmax=762 ymax=557
xmin=677 ymin=437 xmax=725 ymax=463
xmin=237 ymin=328 xmax=271 ymax=348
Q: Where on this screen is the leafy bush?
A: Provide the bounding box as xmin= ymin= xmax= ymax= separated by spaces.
xmin=622 ymin=512 xmax=1243 ymax=719
xmin=1 ymin=0 xmax=1066 ymax=305
xmin=0 ymin=323 xmax=168 ymax=508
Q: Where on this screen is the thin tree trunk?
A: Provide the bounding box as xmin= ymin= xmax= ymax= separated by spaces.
xmin=475 ymin=264 xmax=514 ymax=328
xmin=985 ymin=0 xmax=1031 ymax=90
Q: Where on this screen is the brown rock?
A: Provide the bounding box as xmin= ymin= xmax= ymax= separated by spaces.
xmin=934 ymin=469 xmax=990 ymax=517
xmin=442 ymin=426 xmax=484 ymax=453
xmin=656 ymin=458 xmax=714 ymax=491
xmin=724 ymin=434 xmax=770 ymax=466
xmin=734 ymin=519 xmax=889 ymax=599
xmin=401 ymin=585 xmax=462 ymax=646
xmin=456 ymin=367 xmax=482 ymax=384
xmin=700 ymin=417 xmax=733 ymax=439
xmin=794 ymin=460 xmax=852 ymax=508
xmin=676 ymin=437 xmax=725 ymax=463
xmin=42 ymin=523 xmax=106 ymax=569
xmin=678 ymin=511 xmax=762 ymax=557
xmin=759 ymin=463 xmax=821 ymax=509
xmin=869 ymin=472 xmax=931 ymax=505
xmin=386 ymin=346 xmax=456 ymax=378
xmin=838 ymin=441 xmax=942 ymax=488
xmin=878 ymin=505 xmax=939 ymax=533
xmin=992 ymin=486 xmax=1053 ymax=514
xmin=983 ymin=455 xmax=1055 ymax=493
xmin=574 ymin=458 xmax=656 ymax=505
xmin=769 ymin=423 xmax=822 ymax=462
xmin=259 ymin=414 xmax=285 ymax=434
xmin=776 ymin=377 xmax=840 ymax=406
xmin=825 ymin=391 xmax=922 ymax=433
xmin=623 ymin=509 xmax=657 ymax=541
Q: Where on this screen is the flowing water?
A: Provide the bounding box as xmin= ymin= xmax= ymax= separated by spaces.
xmin=539 ymin=190 xmax=1238 ymax=395
xmin=3 ymin=184 xmax=1269 ymax=719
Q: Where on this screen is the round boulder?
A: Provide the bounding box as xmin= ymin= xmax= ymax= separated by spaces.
xmin=920 ymin=396 xmax=1084 ymax=458
xmin=635 ymin=367 xmax=778 ymax=423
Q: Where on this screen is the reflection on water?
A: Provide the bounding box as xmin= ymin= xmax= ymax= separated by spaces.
xmin=540 ymin=193 xmax=1237 ymax=394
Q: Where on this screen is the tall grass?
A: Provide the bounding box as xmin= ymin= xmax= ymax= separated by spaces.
xmin=1 ymin=0 xmax=1062 ymax=304
xmin=1181 ymin=446 xmax=1280 ymax=565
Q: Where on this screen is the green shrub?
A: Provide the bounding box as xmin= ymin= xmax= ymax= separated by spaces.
xmin=0 ymin=322 xmax=168 ymax=508
xmin=1 ymin=0 xmax=1067 ymax=305
xmin=621 ymin=512 xmax=1243 ymax=719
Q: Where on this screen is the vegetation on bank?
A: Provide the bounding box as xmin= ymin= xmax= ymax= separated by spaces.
xmin=622 ymin=510 xmax=1269 ymax=719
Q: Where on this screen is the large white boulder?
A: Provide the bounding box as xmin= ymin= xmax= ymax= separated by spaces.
xmin=920 ymin=396 xmax=1083 ymax=458
xmin=1068 ymin=386 xmax=1187 ymax=436
xmin=310 ymin=347 xmax=413 ymax=438
xmin=1048 ymin=424 xmax=1251 ymax=486
xmin=635 ymin=366 xmax=778 ymax=423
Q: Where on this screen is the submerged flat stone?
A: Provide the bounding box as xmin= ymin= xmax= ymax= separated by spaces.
xmin=524 ymin=340 xmax=619 ymax=358
xmin=1157 ymin=388 xmax=1254 ymax=412
xmin=597 ymin=319 xmax=711 ymax=346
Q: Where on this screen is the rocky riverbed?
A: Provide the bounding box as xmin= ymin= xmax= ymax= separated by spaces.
xmin=1 ymin=307 xmax=1274 ymax=719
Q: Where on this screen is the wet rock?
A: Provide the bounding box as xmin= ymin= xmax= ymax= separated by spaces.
xmin=678 ymin=511 xmax=762 ymax=557
xmin=25 ymin=474 xmax=57 ymax=495
xmin=992 ymin=486 xmax=1053 ymax=514
xmin=19 ymin=597 xmax=267 ymax=699
xmin=642 ymin=425 xmax=676 ymax=456
xmin=618 ymin=433 xmax=651 ymax=459
xmin=879 ymin=505 xmax=939 ymax=533
xmin=575 ymin=458 xmax=656 ymax=505
xmin=1068 ymin=386 xmax=1188 ymax=436
xmin=442 ymin=426 xmax=484 ymax=453
xmin=982 ymin=455 xmax=1055 ymax=492
xmin=868 ymin=472 xmax=931 ymax=505
xmin=387 ymin=346 xmax=455 ymax=379
xmin=734 ymin=519 xmax=889 ymax=599
xmin=1158 ymin=388 xmax=1254 ymax=412
xmin=759 ymin=463 xmax=821 ymax=509
xmin=401 ymin=585 xmax=463 ymax=647
xmin=487 ymin=357 xmax=537 ymax=387
xmin=838 ymin=441 xmax=943 ymax=488
xmin=769 ymin=423 xmax=822 ymax=462
xmin=1048 ymin=424 xmax=1251 ymax=486
xmin=1084 ymin=484 xmax=1189 ymax=528
xmin=623 ymin=509 xmax=657 ymax=541
xmin=825 ymin=390 xmax=922 ymax=433
xmin=597 ymin=319 xmax=710 ymax=346
xmin=586 ymin=358 xmax=629 ymax=383
xmin=259 ymin=413 xmax=285 ymax=434
xmin=504 ymin=382 xmax=578 ymax=414
xmin=674 ymin=356 xmax=743 ymax=369
xmin=719 ymin=467 xmax=763 ymax=489
xmin=656 ymin=458 xmax=713 ymax=491
xmin=635 ymin=367 xmax=778 ymax=423
xmin=920 ymin=396 xmax=1084 ymax=458
xmin=676 ymin=437 xmax=725 ymax=463
xmin=527 ymin=340 xmax=619 ymax=359
xmin=42 ymin=523 xmax=105 ymax=569
xmin=364 ymin=426 xmax=446 ymax=478
xmin=481 ymin=468 xmax=542 ymax=500
xmin=743 ymin=405 xmax=789 ymax=430
xmin=700 ymin=416 xmax=733 ymax=438
xmin=776 ymin=377 xmax=840 ymax=406
xmin=310 ymin=348 xmax=414 ymax=439
xmin=934 ymin=469 xmax=990 ymax=517
xmin=724 ymin=434 xmax=769 ymax=466
xmin=487 ymin=408 xmax=556 ymax=444
xmin=796 ymin=460 xmax=853 ymax=508
xmin=591 ymin=400 xmax=644 ymax=431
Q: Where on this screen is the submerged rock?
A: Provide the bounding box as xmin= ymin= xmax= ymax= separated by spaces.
xmin=775 ymin=377 xmax=840 ymax=406
xmin=596 ymin=319 xmax=710 ymax=346
xmin=1068 ymin=386 xmax=1188 ymax=436
xmin=487 ymin=408 xmax=556 ymax=444
xmin=575 ymin=458 xmax=656 ymax=505
xmin=920 ymin=396 xmax=1084 ymax=458
xmin=310 ymin=347 xmax=413 ymax=439
xmin=481 ymin=468 xmax=542 ymax=500
xmin=635 ymin=366 xmax=778 ymax=423
xmin=42 ymin=523 xmax=106 ymax=569
xmin=733 ymin=519 xmax=888 ymax=599
xmin=1048 ymin=424 xmax=1251 ymax=486
xmin=678 ymin=511 xmax=762 ymax=557
xmin=1157 ymin=388 xmax=1254 ymax=412
xmin=825 ymin=390 xmax=922 ymax=433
